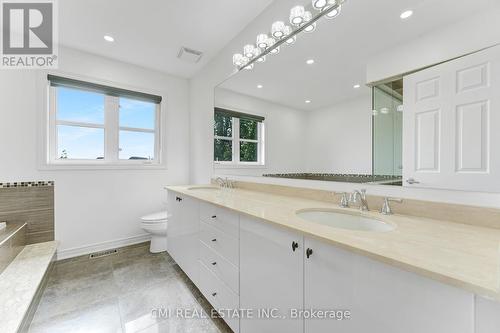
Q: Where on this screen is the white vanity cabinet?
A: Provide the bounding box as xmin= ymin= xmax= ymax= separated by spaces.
xmin=240 ymin=215 xmax=304 ymax=333
xmin=303 ymin=236 xmax=474 ymax=333
xmin=166 ymin=191 xmax=199 ymax=284
xmin=167 ymin=190 xmax=496 ymax=333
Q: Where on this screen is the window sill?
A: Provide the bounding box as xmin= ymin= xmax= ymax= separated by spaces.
xmin=214 ymin=163 xmax=266 ymax=170
xmin=39 ymin=162 xmax=167 ymax=171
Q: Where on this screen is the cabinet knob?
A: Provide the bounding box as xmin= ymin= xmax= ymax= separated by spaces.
xmin=211 ymin=238 xmax=217 ymax=242
xmin=211 ymin=215 xmax=217 ymax=219
xmin=306 ymin=248 xmax=313 ymax=259
xmin=292 ymin=241 xmax=299 ymax=252
xmin=212 ymin=292 xmax=217 ymax=297
xmin=211 ymin=262 xmax=217 ymax=266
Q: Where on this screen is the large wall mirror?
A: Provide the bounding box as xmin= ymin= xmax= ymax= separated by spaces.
xmin=214 ymin=0 xmax=500 ymax=193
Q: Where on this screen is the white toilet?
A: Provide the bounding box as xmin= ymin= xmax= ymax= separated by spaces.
xmin=140 ymin=211 xmax=168 ymax=253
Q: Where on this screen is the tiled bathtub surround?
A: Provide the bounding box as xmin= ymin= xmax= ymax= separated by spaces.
xmin=0 ymin=222 xmax=26 ymax=274
xmin=0 ymin=182 xmax=55 ymax=244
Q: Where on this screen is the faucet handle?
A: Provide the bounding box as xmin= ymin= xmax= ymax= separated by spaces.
xmin=380 ymin=197 xmax=403 ymax=215
xmin=333 ymin=192 xmax=349 ymax=208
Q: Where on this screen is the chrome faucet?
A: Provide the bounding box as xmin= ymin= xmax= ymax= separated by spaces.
xmin=334 ymin=192 xmax=350 ymax=208
xmin=350 ymin=189 xmax=369 ymax=211
xmin=215 ymin=177 xmax=234 ymax=189
xmin=380 ymin=197 xmax=403 ymax=215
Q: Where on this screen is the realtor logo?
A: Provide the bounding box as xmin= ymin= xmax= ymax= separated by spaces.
xmin=1 ymin=0 xmax=58 ymax=68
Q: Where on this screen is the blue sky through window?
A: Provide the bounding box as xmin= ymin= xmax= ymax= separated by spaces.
xmin=56 ymin=88 xmax=156 ymax=160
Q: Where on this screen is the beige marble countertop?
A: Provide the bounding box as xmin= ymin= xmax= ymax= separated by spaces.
xmin=0 ymin=241 xmax=57 ymax=333
xmin=166 ymin=185 xmax=500 ymax=301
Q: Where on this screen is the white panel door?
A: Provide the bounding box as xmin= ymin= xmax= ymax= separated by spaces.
xmin=166 ymin=191 xmax=199 ymax=284
xmin=240 ymin=215 xmax=303 ymax=333
xmin=304 ymin=236 xmax=474 ymax=333
xmin=403 ymin=45 xmax=500 ymax=191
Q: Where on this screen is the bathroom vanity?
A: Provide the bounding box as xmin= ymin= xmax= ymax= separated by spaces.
xmin=166 ymin=185 xmax=500 ymax=333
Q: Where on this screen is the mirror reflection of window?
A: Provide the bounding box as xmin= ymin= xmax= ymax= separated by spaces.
xmin=213 ymin=108 xmax=265 ymax=166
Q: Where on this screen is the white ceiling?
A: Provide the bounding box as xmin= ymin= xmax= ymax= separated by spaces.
xmin=218 ymin=0 xmax=499 ymax=111
xmin=59 ymin=0 xmax=274 ymax=78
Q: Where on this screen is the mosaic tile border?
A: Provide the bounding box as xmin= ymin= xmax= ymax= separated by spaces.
xmin=0 ymin=181 xmax=54 ymax=188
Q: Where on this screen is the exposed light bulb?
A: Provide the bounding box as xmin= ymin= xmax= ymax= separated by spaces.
xmin=271 ymin=21 xmax=286 ymax=39
xmin=256 ymin=34 xmax=269 ymax=49
xmin=304 ymin=22 xmax=316 ymax=33
xmin=312 ymin=0 xmax=328 ymax=11
xmin=257 ymin=55 xmax=266 ymax=63
xmin=243 ymin=44 xmax=255 ymax=58
xmin=306 ymin=59 xmax=315 ymax=65
xmin=104 ymin=35 xmax=114 ymax=42
xmin=257 ymin=84 xmax=263 ymax=89
xmin=325 ymin=5 xmax=341 ymax=19
xmin=305 ymin=100 xmax=311 ymax=104
xmin=285 ymin=35 xmax=297 ymax=45
xmin=270 ymin=46 xmax=280 ymax=55
xmin=232 ymin=53 xmax=244 ymax=67
xmin=244 ymin=63 xmax=254 ymax=70
xmin=290 ymin=5 xmax=305 ymax=26
xmin=353 ymin=84 xmax=360 ymax=89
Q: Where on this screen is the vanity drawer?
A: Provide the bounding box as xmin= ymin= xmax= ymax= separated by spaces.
xmin=200 ymin=221 xmax=239 ymax=267
xmin=199 ymin=261 xmax=240 ymax=333
xmin=199 ymin=240 xmax=239 ymax=294
xmin=199 ymin=202 xmax=239 ymax=238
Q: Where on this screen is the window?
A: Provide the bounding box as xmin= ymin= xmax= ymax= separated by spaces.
xmin=214 ymin=108 xmax=265 ymax=165
xmin=47 ymin=75 xmax=162 ymax=166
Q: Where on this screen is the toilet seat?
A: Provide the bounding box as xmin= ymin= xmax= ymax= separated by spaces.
xmin=141 ymin=211 xmax=169 ymax=222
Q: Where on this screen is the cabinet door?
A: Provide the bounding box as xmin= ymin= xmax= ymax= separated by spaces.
xmin=240 ymin=216 xmax=303 ymax=333
xmin=304 ymin=236 xmax=474 ymax=333
xmin=403 ymin=45 xmax=500 ymax=191
xmin=167 ymin=191 xmax=199 ymax=284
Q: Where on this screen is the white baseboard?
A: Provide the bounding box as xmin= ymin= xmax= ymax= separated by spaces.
xmin=56 ymin=234 xmax=151 ymax=260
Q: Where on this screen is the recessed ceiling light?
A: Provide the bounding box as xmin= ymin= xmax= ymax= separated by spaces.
xmin=400 ymin=10 xmax=413 ymax=19
xmin=104 ymin=35 xmax=114 ymax=42
xmin=257 ymin=84 xmax=263 ymax=89
xmin=306 ymin=59 xmax=315 ymax=65
xmin=353 ymin=84 xmax=361 ymax=89
xmin=305 ymin=100 xmax=311 ymax=104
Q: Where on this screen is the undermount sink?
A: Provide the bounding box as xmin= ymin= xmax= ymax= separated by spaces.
xmin=187 ymin=186 xmax=221 ymax=191
xmin=296 ymin=209 xmax=395 ymax=232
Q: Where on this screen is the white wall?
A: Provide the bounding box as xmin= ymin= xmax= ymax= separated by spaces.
xmin=305 ymin=96 xmax=372 ymax=174
xmin=215 ymin=88 xmax=307 ymax=176
xmin=366 ymin=7 xmax=500 ymax=83
xmin=0 ymin=47 xmax=190 ymax=258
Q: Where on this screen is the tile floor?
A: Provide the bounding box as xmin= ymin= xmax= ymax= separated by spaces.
xmin=28 ymin=243 xmax=232 ymax=333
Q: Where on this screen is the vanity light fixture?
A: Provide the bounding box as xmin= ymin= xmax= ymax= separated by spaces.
xmin=306 ymin=59 xmax=315 ymax=65
xmin=353 ymin=84 xmax=360 ymax=89
xmin=233 ymin=0 xmax=346 ymax=70
xmin=400 ymin=10 xmax=413 ymax=19
xmin=104 ymin=35 xmax=114 ymax=42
